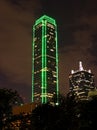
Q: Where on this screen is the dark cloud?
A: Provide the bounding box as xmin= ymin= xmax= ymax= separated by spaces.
xmin=9 ymin=83 xmax=32 ymax=103
xmin=0 ymin=71 xmax=9 ymax=85
xmin=0 ymin=70 xmax=31 ymax=103
xmin=8 ymin=0 xmax=22 ymax=6
xmin=87 ymin=31 xmax=97 ymax=66
xmin=7 ymin=0 xmax=42 ymax=13
xmin=90 ymin=33 xmax=97 ymax=57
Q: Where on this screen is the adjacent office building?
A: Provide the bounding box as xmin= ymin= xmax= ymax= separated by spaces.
xmin=69 ymin=61 xmax=95 ymax=100
xmin=32 ymin=15 xmax=59 ymax=104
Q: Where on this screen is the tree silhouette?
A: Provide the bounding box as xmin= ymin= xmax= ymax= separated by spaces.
xmin=31 ymin=103 xmax=63 ymax=130
xmin=31 ymin=93 xmax=97 ymax=130
xmin=0 ymin=88 xmax=23 ymax=129
xmin=4 ymin=92 xmax=97 ymax=130
xmin=31 ymin=93 xmax=80 ymax=130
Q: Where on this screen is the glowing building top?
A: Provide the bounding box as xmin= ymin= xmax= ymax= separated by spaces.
xmin=35 ymin=15 xmax=56 ymax=26
xmin=69 ymin=61 xmax=95 ymax=100
xmin=71 ymin=61 xmax=91 ymax=74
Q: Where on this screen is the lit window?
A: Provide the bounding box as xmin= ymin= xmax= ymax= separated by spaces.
xmin=50 ymin=49 xmax=54 ymax=52
xmin=49 ymin=32 xmax=54 ymax=35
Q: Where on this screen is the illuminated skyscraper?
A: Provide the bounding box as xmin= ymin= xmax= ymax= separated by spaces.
xmin=69 ymin=61 xmax=95 ymax=100
xmin=32 ymin=15 xmax=59 ymax=104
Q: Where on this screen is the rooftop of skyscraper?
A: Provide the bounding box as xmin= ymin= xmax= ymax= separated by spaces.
xmin=71 ymin=61 xmax=92 ymax=74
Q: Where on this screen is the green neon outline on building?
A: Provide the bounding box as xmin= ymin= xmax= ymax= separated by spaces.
xmin=32 ymin=15 xmax=59 ymax=104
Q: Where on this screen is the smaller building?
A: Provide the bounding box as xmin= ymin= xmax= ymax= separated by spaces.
xmin=69 ymin=61 xmax=95 ymax=100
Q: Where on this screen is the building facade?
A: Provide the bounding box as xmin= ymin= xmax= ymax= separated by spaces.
xmin=69 ymin=61 xmax=95 ymax=100
xmin=32 ymin=15 xmax=59 ymax=104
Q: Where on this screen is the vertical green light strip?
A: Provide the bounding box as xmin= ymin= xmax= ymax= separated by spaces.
xmin=32 ymin=25 xmax=35 ymax=102
xmin=55 ymin=24 xmax=59 ymax=104
xmin=41 ymin=20 xmax=47 ymax=104
xmin=42 ymin=20 xmax=45 ymax=103
xmin=44 ymin=20 xmax=47 ymax=103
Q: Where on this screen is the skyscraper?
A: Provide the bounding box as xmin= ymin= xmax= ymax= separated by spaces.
xmin=69 ymin=61 xmax=95 ymax=100
xmin=32 ymin=15 xmax=59 ymax=104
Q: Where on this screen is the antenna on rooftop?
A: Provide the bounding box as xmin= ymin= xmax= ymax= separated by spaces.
xmin=79 ymin=61 xmax=84 ymax=71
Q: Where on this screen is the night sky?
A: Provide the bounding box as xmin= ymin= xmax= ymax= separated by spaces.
xmin=0 ymin=0 xmax=97 ymax=103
